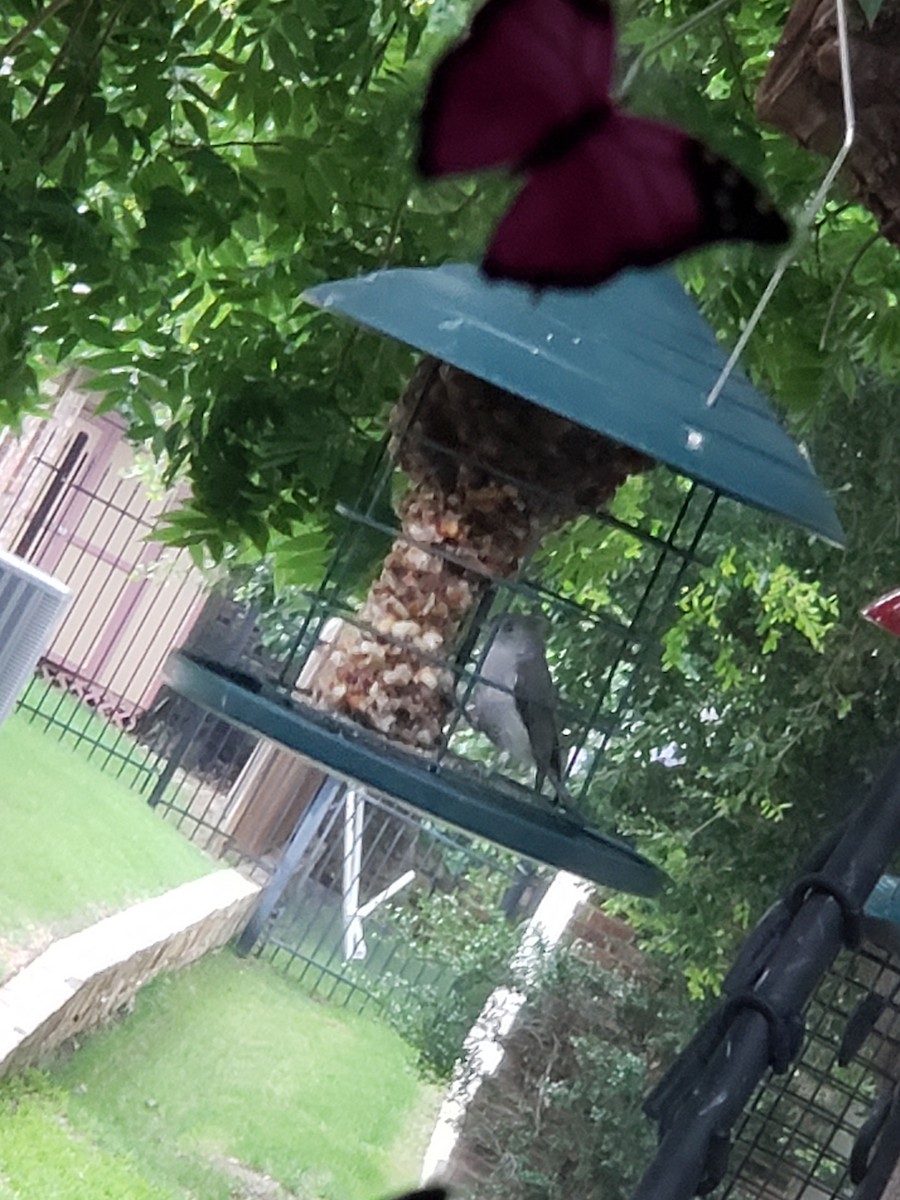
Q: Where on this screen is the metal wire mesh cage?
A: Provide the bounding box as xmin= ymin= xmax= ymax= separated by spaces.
xmin=726 ymin=945 xmax=899 ymax=1200
xmin=167 ymin=263 xmax=842 ymax=896
xmin=168 ymin=393 xmax=706 ymax=892
xmin=267 ymin=391 xmax=710 ymax=799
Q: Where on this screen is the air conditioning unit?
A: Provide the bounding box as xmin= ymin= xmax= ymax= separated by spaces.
xmin=0 ymin=549 xmax=72 ymax=727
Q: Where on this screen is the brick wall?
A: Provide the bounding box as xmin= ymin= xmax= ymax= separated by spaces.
xmin=441 ymin=897 xmax=651 ymax=1190
xmin=568 ymin=903 xmax=652 ymax=980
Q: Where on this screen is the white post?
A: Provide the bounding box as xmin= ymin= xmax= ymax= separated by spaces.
xmin=358 ymin=869 xmax=416 ymax=919
xmin=420 ymin=871 xmax=592 ymax=1183
xmin=342 ymin=790 xmax=367 ymax=961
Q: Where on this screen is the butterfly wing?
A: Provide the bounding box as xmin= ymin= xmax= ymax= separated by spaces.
xmin=483 ymin=113 xmax=791 ymax=288
xmin=418 ymin=0 xmax=615 ymax=177
xmin=862 ymin=588 xmax=900 ymax=637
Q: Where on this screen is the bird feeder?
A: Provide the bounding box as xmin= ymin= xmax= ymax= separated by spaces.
xmin=167 ymin=263 xmax=842 ymax=899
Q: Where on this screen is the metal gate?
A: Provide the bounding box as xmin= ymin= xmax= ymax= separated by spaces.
xmin=243 ymin=781 xmax=531 ymax=1019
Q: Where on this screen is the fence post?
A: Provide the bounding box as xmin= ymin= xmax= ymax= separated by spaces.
xmin=146 ymin=706 xmax=209 ymax=807
xmin=235 ymin=774 xmax=345 ymax=955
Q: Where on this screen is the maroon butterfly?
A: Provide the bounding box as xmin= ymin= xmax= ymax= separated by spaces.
xmin=417 ymin=0 xmax=790 ymax=289
xmin=862 ymin=589 xmax=900 ymax=638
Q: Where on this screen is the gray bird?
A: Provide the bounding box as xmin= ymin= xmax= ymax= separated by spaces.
xmin=467 ymin=613 xmax=571 ymax=805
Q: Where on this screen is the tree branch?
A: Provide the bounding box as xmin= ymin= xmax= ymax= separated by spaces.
xmin=168 ymin=138 xmax=284 ymax=150
xmin=1 ymin=0 xmax=74 ymax=59
xmin=618 ymin=0 xmax=738 ymax=98
xmin=379 ymin=191 xmax=408 ymax=269
xmin=356 ymin=17 xmax=399 ymax=92
xmin=26 ymin=0 xmax=97 ymax=119
xmin=818 ymin=230 xmax=880 ymax=350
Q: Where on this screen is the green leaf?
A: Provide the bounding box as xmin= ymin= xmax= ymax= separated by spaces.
xmin=267 ymin=30 xmax=297 ymax=77
xmin=78 ymin=370 xmax=130 ymax=393
xmin=181 ymin=78 xmax=220 ymax=111
xmin=181 ymin=100 xmax=209 ymax=142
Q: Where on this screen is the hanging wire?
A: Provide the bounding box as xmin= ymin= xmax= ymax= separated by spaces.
xmin=705 ymin=0 xmax=858 ymax=407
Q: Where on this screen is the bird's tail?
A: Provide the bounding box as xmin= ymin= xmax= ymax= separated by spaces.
xmin=551 ymin=772 xmax=575 ymax=808
xmin=535 ymin=765 xmax=575 ymax=809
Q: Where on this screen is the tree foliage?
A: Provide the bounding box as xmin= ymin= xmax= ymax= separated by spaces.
xmin=366 ymin=863 xmax=524 ymax=1080
xmin=599 ymin=376 xmax=900 ymax=995
xmin=620 ymin=0 xmax=900 ymax=413
xmin=460 ymin=952 xmax=695 ymax=1200
xmin=3 ymin=0 xmax=899 ymax=565
xmin=0 ymin=0 xmax=496 ymax=565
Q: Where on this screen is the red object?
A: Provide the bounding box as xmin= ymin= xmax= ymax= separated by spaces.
xmin=862 ymin=589 xmax=900 ymax=638
xmin=417 ymin=0 xmax=790 ymax=289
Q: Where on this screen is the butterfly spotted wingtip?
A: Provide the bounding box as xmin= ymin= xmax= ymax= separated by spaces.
xmin=688 ymin=140 xmax=792 ymax=249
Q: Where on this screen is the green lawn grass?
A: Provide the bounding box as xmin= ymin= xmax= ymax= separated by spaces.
xmin=18 ymin=679 xmax=160 ymax=791
xmin=24 ymin=951 xmax=440 ymax=1200
xmin=0 ymin=706 xmax=213 ymax=978
xmin=0 ymin=1074 xmax=168 ymax=1200
xmin=0 ymin=691 xmax=442 ymax=1197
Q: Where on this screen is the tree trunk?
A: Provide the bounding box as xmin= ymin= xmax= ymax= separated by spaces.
xmin=757 ymin=0 xmax=900 ymax=247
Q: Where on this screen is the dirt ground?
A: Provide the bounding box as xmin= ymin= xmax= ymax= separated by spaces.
xmin=211 ymin=1154 xmax=305 ymax=1199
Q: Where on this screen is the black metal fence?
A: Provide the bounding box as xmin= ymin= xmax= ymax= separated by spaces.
xmin=0 ymin=403 xmax=208 ymax=796
xmin=252 ymin=785 xmax=528 ymax=1015
xmin=0 ymin=411 xmax=536 ymax=1009
xmin=0 ymin=415 xmax=529 ymax=1011
xmin=0 ymin=405 xmax=728 ymax=1031
xmin=16 ymin=675 xmax=165 ymax=796
xmin=141 ymin=721 xmax=538 ymax=1032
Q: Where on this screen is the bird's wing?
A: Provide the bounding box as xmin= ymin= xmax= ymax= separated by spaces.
xmin=513 ymin=653 xmax=562 ymax=777
xmin=469 ymin=678 xmax=535 ymax=763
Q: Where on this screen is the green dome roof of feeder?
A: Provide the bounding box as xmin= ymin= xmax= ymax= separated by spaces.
xmin=305 ymin=263 xmax=843 ymax=547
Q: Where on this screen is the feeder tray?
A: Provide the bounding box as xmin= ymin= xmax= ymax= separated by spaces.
xmin=166 ymin=650 xmax=666 ymax=896
xmin=166 ymin=264 xmax=843 ymax=898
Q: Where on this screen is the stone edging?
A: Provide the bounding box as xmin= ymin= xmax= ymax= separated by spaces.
xmin=0 ymin=869 xmax=260 ymax=1078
